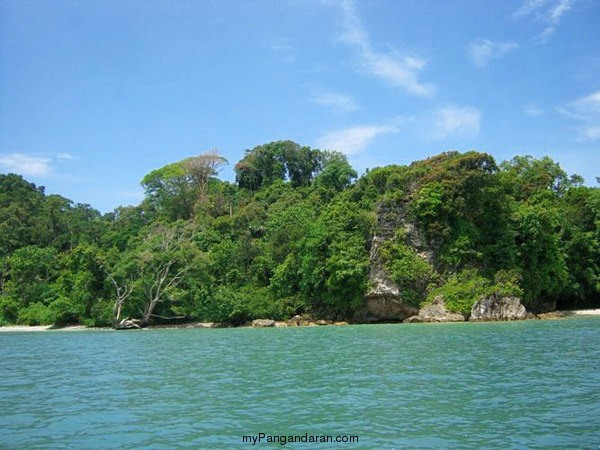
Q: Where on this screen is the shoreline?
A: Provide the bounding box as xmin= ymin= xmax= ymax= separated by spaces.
xmin=1 ymin=308 xmax=599 ymax=332
xmin=568 ymin=309 xmax=600 ymax=315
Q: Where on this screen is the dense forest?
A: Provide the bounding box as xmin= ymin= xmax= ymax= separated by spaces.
xmin=0 ymin=141 xmax=598 ymax=327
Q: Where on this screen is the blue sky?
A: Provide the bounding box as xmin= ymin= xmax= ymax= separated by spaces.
xmin=1 ymin=0 xmax=599 ymax=212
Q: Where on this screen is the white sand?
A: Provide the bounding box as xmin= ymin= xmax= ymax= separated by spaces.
xmin=0 ymin=325 xmax=89 ymax=332
xmin=569 ymin=309 xmax=600 ymax=316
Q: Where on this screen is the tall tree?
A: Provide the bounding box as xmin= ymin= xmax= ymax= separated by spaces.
xmin=185 ymin=151 xmax=228 ymax=203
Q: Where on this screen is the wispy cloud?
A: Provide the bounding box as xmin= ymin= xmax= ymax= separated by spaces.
xmin=430 ymin=106 xmax=481 ymax=139
xmin=514 ymin=0 xmax=575 ymax=43
xmin=0 ymin=153 xmax=52 ymax=176
xmin=329 ymin=0 xmax=435 ymax=97
xmin=311 ymin=91 xmax=358 ymax=113
xmin=56 ymin=152 xmax=77 ymax=160
xmin=524 ymin=104 xmax=545 ymax=117
xmin=316 ymin=118 xmax=402 ymax=155
xmin=0 ymin=152 xmax=78 ymax=177
xmin=468 ymin=39 xmax=518 ymax=67
xmin=559 ymin=91 xmax=600 ymax=140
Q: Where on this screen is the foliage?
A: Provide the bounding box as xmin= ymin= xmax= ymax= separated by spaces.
xmin=1 ymin=143 xmax=598 ymax=326
xmin=380 ymin=230 xmax=436 ymax=307
xmin=235 ymin=141 xmax=322 ymax=190
xmin=427 ymin=269 xmax=523 ymax=317
xmin=314 ymin=151 xmax=357 ymax=191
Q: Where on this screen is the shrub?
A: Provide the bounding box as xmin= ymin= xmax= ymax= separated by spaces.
xmin=380 ymin=232 xmax=436 ymax=307
xmin=428 ymin=269 xmax=524 ymax=317
xmin=17 ymin=302 xmax=54 ymax=325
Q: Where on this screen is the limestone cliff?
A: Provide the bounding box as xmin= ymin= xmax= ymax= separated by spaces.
xmin=355 ymin=201 xmax=432 ymax=322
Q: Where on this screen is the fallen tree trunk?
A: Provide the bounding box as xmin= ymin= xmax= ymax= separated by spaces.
xmin=114 ymin=318 xmax=142 ymax=330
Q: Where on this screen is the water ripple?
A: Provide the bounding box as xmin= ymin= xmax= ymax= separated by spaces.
xmin=1 ymin=318 xmax=599 ymax=448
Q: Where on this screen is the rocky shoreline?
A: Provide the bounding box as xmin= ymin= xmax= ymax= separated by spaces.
xmin=1 ymin=308 xmax=599 ymax=332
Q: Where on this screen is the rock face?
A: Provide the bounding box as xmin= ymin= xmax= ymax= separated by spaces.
xmin=355 ymin=201 xmax=430 ymax=322
xmin=358 ymin=296 xmax=419 ymax=322
xmin=470 ymin=295 xmax=529 ymax=321
xmin=405 ymin=296 xmax=465 ymax=323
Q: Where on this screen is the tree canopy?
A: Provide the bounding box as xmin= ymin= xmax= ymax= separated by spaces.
xmin=1 ymin=143 xmax=598 ymax=326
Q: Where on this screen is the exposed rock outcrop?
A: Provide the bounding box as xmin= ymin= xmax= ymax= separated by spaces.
xmin=286 ymin=314 xmax=314 ymax=327
xmin=357 ymin=296 xmax=419 ymax=322
xmin=193 ymin=322 xmax=225 ymax=328
xmin=404 ymin=296 xmax=465 ymax=323
xmin=469 ymin=295 xmax=530 ymax=321
xmin=251 ymin=319 xmax=276 ymax=327
xmin=537 ymin=311 xmax=569 ymax=320
xmin=356 ymin=201 xmax=430 ymax=322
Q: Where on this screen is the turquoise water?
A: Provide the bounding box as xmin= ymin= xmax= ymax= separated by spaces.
xmin=1 ymin=318 xmax=599 ymax=449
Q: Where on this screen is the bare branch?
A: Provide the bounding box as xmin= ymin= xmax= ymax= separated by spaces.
xmin=185 ymin=151 xmax=228 ymax=203
xmin=103 ymin=267 xmax=134 ymax=328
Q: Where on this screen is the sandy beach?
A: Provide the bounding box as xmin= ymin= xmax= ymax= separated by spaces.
xmin=0 ymin=325 xmax=92 ymax=332
xmin=570 ymin=309 xmax=600 ymax=316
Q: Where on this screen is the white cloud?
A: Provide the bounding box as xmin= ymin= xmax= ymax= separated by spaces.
xmin=559 ymin=91 xmax=600 ymax=141
xmin=0 ymin=153 xmax=52 ymax=176
xmin=580 ymin=126 xmax=600 ymax=140
xmin=316 ymin=119 xmax=402 ymax=155
xmin=514 ymin=0 xmax=575 ymax=43
xmin=524 ymin=104 xmax=544 ymax=117
xmin=430 ymin=106 xmax=481 ymax=139
xmin=468 ymin=39 xmax=518 ymax=67
xmin=311 ymin=91 xmax=358 ymax=113
xmin=330 ymin=0 xmax=435 ymax=97
xmin=56 ymin=152 xmax=77 ymax=160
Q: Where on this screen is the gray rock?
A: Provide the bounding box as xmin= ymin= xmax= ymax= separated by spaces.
xmin=358 ymin=296 xmax=419 ymax=322
xmin=537 ymin=311 xmax=568 ymax=320
xmin=251 ymin=319 xmax=276 ymax=328
xmin=417 ymin=296 xmax=465 ymax=322
xmin=357 ymin=201 xmax=432 ymax=322
xmin=403 ymin=315 xmax=422 ymax=323
xmin=470 ymin=295 xmax=528 ymax=321
xmin=366 ymin=260 xmax=401 ymax=299
xmin=286 ymin=314 xmax=313 ymax=327
xmin=404 ymin=296 xmax=465 ymax=323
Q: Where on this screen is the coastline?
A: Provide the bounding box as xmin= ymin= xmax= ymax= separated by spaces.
xmin=1 ymin=308 xmax=599 ymax=332
xmin=0 ymin=325 xmax=95 ymax=332
xmin=570 ymin=309 xmax=600 ymax=315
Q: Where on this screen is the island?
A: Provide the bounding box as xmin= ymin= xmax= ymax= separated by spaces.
xmin=1 ymin=142 xmax=598 ymax=329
